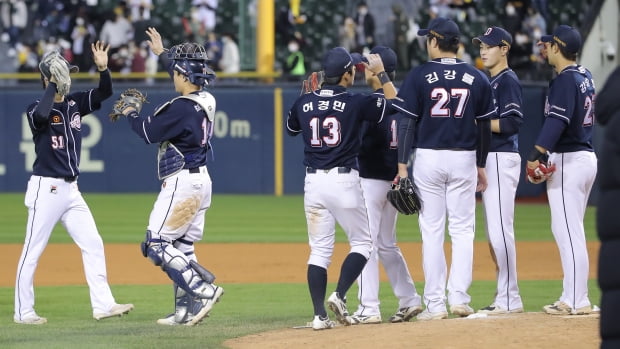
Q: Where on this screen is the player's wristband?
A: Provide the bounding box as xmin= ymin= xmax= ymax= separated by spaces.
xmin=126 ymin=110 xmax=139 ymax=119
xmin=528 ymin=148 xmax=548 ymax=162
xmin=377 ymin=71 xmax=390 ymax=85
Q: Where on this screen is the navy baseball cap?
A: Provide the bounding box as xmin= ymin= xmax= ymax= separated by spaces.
xmin=417 ymin=17 xmax=460 ymax=41
xmin=472 ymin=26 xmax=513 ymax=47
xmin=541 ymin=25 xmax=581 ymax=54
xmin=370 ymin=46 xmax=397 ymax=73
xmin=322 ymin=47 xmax=364 ymax=78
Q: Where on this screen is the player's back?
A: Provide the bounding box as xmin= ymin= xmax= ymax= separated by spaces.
xmin=546 ymin=65 xmax=595 ymax=152
xmin=287 ymin=85 xmax=387 ymax=169
xmin=398 ymin=58 xmax=494 ymax=150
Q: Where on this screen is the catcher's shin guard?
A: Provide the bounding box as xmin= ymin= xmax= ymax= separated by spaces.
xmin=143 ymin=235 xmax=216 ymax=299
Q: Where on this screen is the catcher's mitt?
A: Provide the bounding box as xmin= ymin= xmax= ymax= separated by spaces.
xmin=526 ymin=162 xmax=556 ymax=184
xmin=109 ymin=88 xmax=148 ymax=122
xmin=39 ymin=50 xmax=78 ymax=96
xmin=300 ymin=71 xmax=324 ymax=95
xmin=387 ymin=177 xmax=422 ymax=215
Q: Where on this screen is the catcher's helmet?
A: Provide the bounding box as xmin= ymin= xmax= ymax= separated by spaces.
xmin=38 ymin=50 xmax=79 ymax=80
xmin=167 ymin=42 xmax=216 ymax=87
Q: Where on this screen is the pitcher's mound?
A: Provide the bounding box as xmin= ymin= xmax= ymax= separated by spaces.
xmin=224 ymin=312 xmax=599 ymax=349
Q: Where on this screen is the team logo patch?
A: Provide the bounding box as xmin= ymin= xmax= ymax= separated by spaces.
xmin=69 ymin=112 xmax=81 ymax=130
xmin=51 ymin=115 xmax=62 ymax=125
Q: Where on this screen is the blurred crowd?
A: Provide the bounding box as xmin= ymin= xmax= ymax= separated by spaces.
xmin=0 ymin=0 xmax=582 ymax=82
xmin=0 ymin=0 xmax=238 ymax=77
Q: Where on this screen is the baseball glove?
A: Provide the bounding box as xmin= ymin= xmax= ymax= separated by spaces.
xmin=387 ymin=177 xmax=422 ymax=215
xmin=109 ymin=88 xmax=148 ymax=122
xmin=526 ymin=162 xmax=556 ymax=184
xmin=300 ymin=71 xmax=324 ymax=95
xmin=40 ymin=51 xmax=73 ymax=96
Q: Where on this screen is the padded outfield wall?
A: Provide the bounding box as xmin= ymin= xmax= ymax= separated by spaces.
xmin=0 ymin=84 xmax=556 ymax=196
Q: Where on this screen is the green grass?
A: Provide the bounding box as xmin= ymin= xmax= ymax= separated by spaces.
xmin=0 ymin=193 xmax=598 ymax=243
xmin=0 ymin=193 xmax=601 ymax=348
xmin=0 ymin=281 xmax=602 ymax=349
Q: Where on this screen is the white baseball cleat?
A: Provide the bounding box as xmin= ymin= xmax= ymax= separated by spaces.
xmin=327 ymin=292 xmax=352 ymax=326
xmin=185 ymin=285 xmax=224 ymax=326
xmin=93 ymin=303 xmax=134 ymax=320
xmin=543 ymin=301 xmax=592 ymax=315
xmin=389 ymin=305 xmax=424 ymax=323
xmin=478 ymin=303 xmax=523 ymax=315
xmin=416 ymin=309 xmax=448 ymax=321
xmin=312 ymin=315 xmax=336 ymax=330
xmin=350 ymin=313 xmax=382 ymax=324
xmin=14 ymin=314 xmax=47 ymax=325
xmin=156 ymin=313 xmax=181 ymax=326
xmin=450 ymin=304 xmax=474 ymax=317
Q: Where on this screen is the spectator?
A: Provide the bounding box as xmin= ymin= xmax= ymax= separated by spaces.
xmin=16 ymin=43 xmax=38 ymax=72
xmin=283 ymin=38 xmax=305 ymax=81
xmin=390 ymin=4 xmax=410 ymax=72
xmin=354 ymin=1 xmax=375 ymax=53
xmin=219 ymin=32 xmax=240 ymax=75
xmin=1 ymin=0 xmax=28 ymax=48
xmin=128 ymin=0 xmax=152 ymax=22
xmin=204 ymin=32 xmax=222 ymax=71
xmin=109 ymin=43 xmax=132 ymax=73
xmin=129 ymin=40 xmax=146 ymax=73
xmin=339 ymin=17 xmax=356 ymax=53
xmin=99 ymin=7 xmax=134 ymax=56
xmin=191 ymin=0 xmax=218 ymax=35
xmin=71 ymin=16 xmax=96 ymax=72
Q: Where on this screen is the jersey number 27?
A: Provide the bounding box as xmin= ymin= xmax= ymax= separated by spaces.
xmin=430 ymin=87 xmax=470 ymax=118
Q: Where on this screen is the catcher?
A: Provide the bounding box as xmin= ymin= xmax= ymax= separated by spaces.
xmin=110 ymin=27 xmax=223 ymax=326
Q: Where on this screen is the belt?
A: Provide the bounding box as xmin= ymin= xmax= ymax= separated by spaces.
xmin=189 ymin=167 xmax=200 ymax=173
xmin=306 ymin=167 xmax=351 ymax=174
xmin=57 ymin=176 xmax=77 ymax=183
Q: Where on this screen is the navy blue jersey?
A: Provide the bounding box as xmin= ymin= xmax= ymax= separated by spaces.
xmin=26 ymin=70 xmax=112 ymax=177
xmin=394 ymin=58 xmax=495 ymax=150
xmin=490 ymin=68 xmax=523 ymax=152
xmin=128 ymin=91 xmax=213 ymax=168
xmin=541 ymin=65 xmax=595 ymax=152
xmin=286 ymin=85 xmax=388 ymax=169
xmin=358 ymin=89 xmax=400 ymax=181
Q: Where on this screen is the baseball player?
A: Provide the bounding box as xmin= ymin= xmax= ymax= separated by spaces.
xmin=117 ymin=27 xmax=223 ymax=326
xmin=286 ymin=47 xmax=396 ymax=330
xmin=393 ymin=17 xmax=494 ymax=320
xmin=14 ymin=42 xmax=134 ymax=324
xmin=473 ymin=27 xmax=524 ymax=314
xmin=351 ymin=46 xmax=423 ymax=325
xmin=527 ymin=25 xmax=596 ymax=315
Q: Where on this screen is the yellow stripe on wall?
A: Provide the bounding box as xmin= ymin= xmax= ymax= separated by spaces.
xmin=274 ymin=88 xmax=283 ymax=196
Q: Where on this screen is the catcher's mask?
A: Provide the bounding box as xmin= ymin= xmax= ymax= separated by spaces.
xmin=38 ymin=51 xmax=79 ymax=81
xmin=167 ymin=43 xmax=216 ymax=88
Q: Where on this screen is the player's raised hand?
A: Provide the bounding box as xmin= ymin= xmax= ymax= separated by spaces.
xmin=146 ymin=27 xmax=164 ymax=56
xmin=91 ymin=41 xmax=110 ymax=71
xmin=364 ymin=53 xmax=385 ymax=74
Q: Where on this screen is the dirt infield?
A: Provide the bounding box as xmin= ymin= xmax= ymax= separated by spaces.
xmin=0 ymin=241 xmax=601 ymax=348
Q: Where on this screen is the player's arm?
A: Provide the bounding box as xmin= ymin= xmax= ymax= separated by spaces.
xmin=527 ymin=75 xmax=575 ymax=169
xmin=30 ymin=82 xmax=58 ymax=126
xmin=92 ymin=41 xmax=112 ymax=97
xmin=286 ymin=104 xmax=302 ymax=136
xmin=493 ymin=77 xmax=524 ymax=134
xmin=397 ymin=115 xmax=416 ymax=178
xmin=364 ymin=53 xmax=397 ymax=99
xmin=476 ymin=118 xmax=491 ymax=192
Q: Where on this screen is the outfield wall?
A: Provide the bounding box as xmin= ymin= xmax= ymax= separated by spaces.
xmin=0 ymin=85 xmax=562 ymax=196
